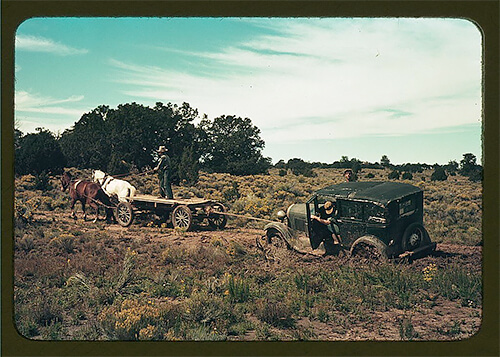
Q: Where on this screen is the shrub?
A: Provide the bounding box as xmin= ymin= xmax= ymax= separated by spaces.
xmin=431 ymin=167 xmax=448 ymax=181
xmin=398 ymin=314 xmax=419 ymax=340
xmin=402 ymin=172 xmax=413 ymax=180
xmin=388 ymin=170 xmax=400 ymax=180
xmin=183 ymin=291 xmax=238 ymax=331
xmin=182 ymin=324 xmax=226 ymax=341
xmin=16 ymin=235 xmax=35 ymax=252
xmin=33 ymin=172 xmax=53 ymax=191
xmin=49 ymin=234 xmax=76 ymax=254
xmin=430 ymin=265 xmax=481 ymax=307
xmin=226 ymin=275 xmax=251 ymax=303
xmin=254 ymin=298 xmax=294 ymax=328
xmin=99 ymin=298 xmax=180 ymax=340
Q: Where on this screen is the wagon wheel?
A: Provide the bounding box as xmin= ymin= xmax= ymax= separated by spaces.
xmin=256 ymin=228 xmax=288 ymax=262
xmin=115 ymin=201 xmax=134 ymax=227
xmin=402 ymin=223 xmax=430 ymax=252
xmin=208 ymin=204 xmax=227 ymax=229
xmin=172 ymin=205 xmax=193 ymax=231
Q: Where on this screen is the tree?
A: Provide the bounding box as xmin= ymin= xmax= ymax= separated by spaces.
xmin=177 ymin=145 xmax=199 ymax=185
xmin=431 ymin=166 xmax=448 ymax=181
xmin=444 ymin=160 xmax=458 ymax=173
xmin=59 ymin=105 xmax=112 ymax=169
xmin=286 ymin=158 xmax=317 ymax=177
xmin=198 ymin=115 xmax=271 ymax=175
xmin=15 ymin=128 xmax=66 ymax=175
xmin=58 ymin=102 xmax=202 ymax=184
xmin=274 ymin=159 xmax=286 ymax=169
xmin=350 ymin=158 xmax=362 ymax=174
xmin=380 ymin=155 xmax=391 ymax=167
xmin=459 ymin=153 xmax=477 ymax=175
xmin=459 ymin=153 xmax=482 ymax=181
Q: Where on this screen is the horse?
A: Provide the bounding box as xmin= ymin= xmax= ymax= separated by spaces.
xmin=92 ymin=169 xmax=137 ymax=202
xmin=60 ymin=171 xmax=114 ymax=223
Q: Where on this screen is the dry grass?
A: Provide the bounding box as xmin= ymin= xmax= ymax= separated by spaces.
xmin=13 ymin=168 xmax=482 ymax=341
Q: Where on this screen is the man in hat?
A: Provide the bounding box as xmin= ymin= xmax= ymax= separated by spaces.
xmin=344 ymin=169 xmax=355 ymax=182
xmin=153 ymin=146 xmax=173 ymax=199
xmin=311 ymin=200 xmax=342 ymax=255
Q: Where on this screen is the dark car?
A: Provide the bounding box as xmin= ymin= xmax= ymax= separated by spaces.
xmin=261 ymin=181 xmax=436 ymax=259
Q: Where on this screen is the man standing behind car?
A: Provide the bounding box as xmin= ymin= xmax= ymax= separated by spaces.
xmin=153 ymin=146 xmax=173 ymax=199
xmin=344 ymin=169 xmax=356 ymax=182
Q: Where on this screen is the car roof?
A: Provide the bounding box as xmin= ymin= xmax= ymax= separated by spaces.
xmin=314 ymin=181 xmax=422 ymax=206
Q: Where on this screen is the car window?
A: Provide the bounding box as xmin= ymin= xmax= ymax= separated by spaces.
xmin=339 ymin=201 xmax=363 ymax=220
xmin=399 ymin=196 xmax=416 ymax=216
xmin=365 ymin=203 xmax=387 ymax=223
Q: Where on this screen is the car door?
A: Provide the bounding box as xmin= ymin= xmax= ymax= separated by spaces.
xmin=335 ymin=199 xmax=367 ymax=246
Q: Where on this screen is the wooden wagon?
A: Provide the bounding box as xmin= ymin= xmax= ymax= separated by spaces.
xmin=114 ymin=194 xmax=227 ymax=230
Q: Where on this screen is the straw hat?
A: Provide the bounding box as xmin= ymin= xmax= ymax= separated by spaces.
xmin=157 ymin=146 xmax=167 ymax=153
xmin=324 ymin=201 xmax=334 ymax=214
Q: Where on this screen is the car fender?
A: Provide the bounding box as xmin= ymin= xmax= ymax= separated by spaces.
xmin=264 ymin=222 xmax=294 ymax=248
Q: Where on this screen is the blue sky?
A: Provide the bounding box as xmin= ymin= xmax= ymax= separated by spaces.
xmin=15 ymin=17 xmax=482 ymax=165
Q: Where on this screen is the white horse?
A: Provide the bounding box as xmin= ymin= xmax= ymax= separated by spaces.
xmin=92 ymin=170 xmax=137 ymax=202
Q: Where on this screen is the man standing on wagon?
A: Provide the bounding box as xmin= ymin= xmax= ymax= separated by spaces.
xmin=153 ymin=145 xmax=174 ymax=199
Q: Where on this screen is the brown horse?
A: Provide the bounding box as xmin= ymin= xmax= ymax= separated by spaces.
xmin=60 ymin=171 xmax=114 ymax=222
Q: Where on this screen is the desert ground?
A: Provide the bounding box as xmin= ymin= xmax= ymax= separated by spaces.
xmin=13 ymin=168 xmax=482 ymax=341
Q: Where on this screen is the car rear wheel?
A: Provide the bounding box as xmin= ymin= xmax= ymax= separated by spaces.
xmin=402 ymin=223 xmax=430 ymax=252
xmin=350 ymin=235 xmax=389 ymax=261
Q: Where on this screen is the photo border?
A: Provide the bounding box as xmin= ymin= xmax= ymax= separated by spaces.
xmin=2 ymin=1 xmax=498 ymax=356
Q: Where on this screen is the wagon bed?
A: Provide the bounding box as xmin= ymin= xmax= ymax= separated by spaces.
xmin=114 ymin=194 xmax=227 ymax=230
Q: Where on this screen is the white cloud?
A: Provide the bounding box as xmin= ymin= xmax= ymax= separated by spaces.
xmin=109 ymin=18 xmax=482 ymax=145
xmin=15 ymin=34 xmax=88 ymax=55
xmin=16 ymin=91 xmax=85 ymax=113
xmin=15 ymin=91 xmax=88 ymax=133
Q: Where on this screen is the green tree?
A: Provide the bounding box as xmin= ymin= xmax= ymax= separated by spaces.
xmin=58 ymin=102 xmax=202 ymax=184
xmin=431 ymin=166 xmax=448 ymax=181
xmin=286 ymin=158 xmax=317 ymax=177
xmin=59 ymin=105 xmax=111 ymax=169
xmin=274 ymin=159 xmax=286 ymax=169
xmin=198 ymin=115 xmax=271 ymax=175
xmin=459 ymin=153 xmax=482 ymax=182
xmin=380 ymin=155 xmax=391 ymax=167
xmin=350 ymin=158 xmax=362 ymax=174
xmin=177 ymin=145 xmax=199 ymax=185
xmin=15 ymin=128 xmax=66 ymax=175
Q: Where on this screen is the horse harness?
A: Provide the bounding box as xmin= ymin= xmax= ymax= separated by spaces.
xmin=101 ymin=175 xmax=115 ymax=192
xmin=73 ymin=180 xmax=83 ymax=192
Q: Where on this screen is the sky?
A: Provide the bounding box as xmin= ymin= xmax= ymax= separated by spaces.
xmin=15 ymin=17 xmax=482 ymax=165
